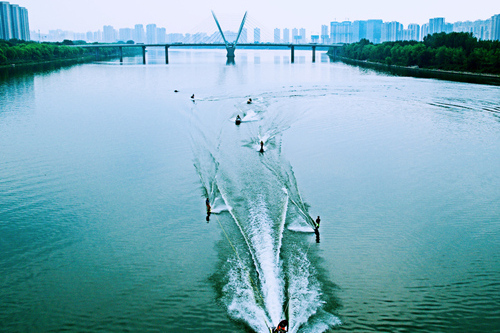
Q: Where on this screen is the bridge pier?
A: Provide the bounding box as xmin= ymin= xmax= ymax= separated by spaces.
xmin=291 ymin=45 xmax=295 ymax=63
xmin=165 ymin=46 xmax=169 ymax=64
xmin=312 ymin=46 xmax=316 ymax=63
xmin=226 ymin=45 xmax=235 ymax=64
xmin=142 ymin=46 xmax=146 ymax=64
xmin=226 ymin=45 xmax=236 ymax=58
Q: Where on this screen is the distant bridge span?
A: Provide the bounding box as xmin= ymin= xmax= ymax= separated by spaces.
xmin=75 ymin=43 xmax=344 ymax=64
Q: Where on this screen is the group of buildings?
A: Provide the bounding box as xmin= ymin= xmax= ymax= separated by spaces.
xmin=1 ymin=1 xmax=499 ymax=46
xmin=37 ymin=13 xmax=500 ymax=46
xmin=38 ymin=25 xmax=261 ymax=45
xmin=273 ymin=28 xmax=307 ymax=44
xmin=274 ymin=14 xmax=500 ymax=44
xmin=0 ymin=1 xmax=30 ymax=41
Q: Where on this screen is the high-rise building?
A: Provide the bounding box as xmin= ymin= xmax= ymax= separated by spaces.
xmin=321 ymin=24 xmax=329 ymax=44
xmin=340 ymin=22 xmax=351 ymax=43
xmin=134 ymin=24 xmax=145 ymax=43
xmin=118 ymin=28 xmax=132 ymax=42
xmin=429 ymin=17 xmax=445 ymax=34
xmin=167 ymin=33 xmax=183 ymax=43
xmin=274 ymin=28 xmax=280 ymax=43
xmin=292 ymin=28 xmax=299 ymax=43
xmin=0 ymin=1 xmax=29 ymax=40
xmin=382 ymin=21 xmax=403 ymax=42
xmin=157 ymin=27 xmax=166 ymax=43
xmin=146 ymin=24 xmax=157 ymax=44
xmin=94 ymin=30 xmax=102 ymax=42
xmin=352 ymin=20 xmax=367 ymax=43
xmin=330 ymin=22 xmax=339 ymax=43
xmin=421 ymin=23 xmax=429 ymax=40
xmin=86 ymin=31 xmax=94 ymax=42
xmin=331 ymin=21 xmax=351 ymax=43
xmin=283 ymin=28 xmax=290 ymax=43
xmin=19 ymin=6 xmax=29 ymax=39
xmin=491 ymin=14 xmax=500 ymax=40
xmin=407 ymin=24 xmax=420 ymax=41
xmin=0 ymin=2 xmax=12 ymax=40
xmin=299 ymin=28 xmax=306 ymax=43
xmin=453 ymin=20 xmax=485 ymax=39
xmin=366 ymin=20 xmax=382 ymax=43
xmin=103 ymin=25 xmax=116 ymax=43
xmin=253 ymin=27 xmax=260 ymax=43
xmin=9 ymin=4 xmax=21 ymax=39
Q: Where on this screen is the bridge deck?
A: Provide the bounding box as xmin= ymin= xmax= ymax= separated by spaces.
xmin=77 ymin=43 xmax=342 ymax=64
xmin=76 ymin=43 xmax=343 ymax=49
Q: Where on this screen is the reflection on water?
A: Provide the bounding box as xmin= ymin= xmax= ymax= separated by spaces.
xmin=0 ymin=73 xmax=35 ymax=118
xmin=0 ymin=49 xmax=499 ymax=333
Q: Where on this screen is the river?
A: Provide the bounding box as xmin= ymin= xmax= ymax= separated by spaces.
xmin=1 ymin=49 xmax=499 ymax=332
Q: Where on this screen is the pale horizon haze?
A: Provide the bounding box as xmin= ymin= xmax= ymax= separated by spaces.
xmin=12 ymin=0 xmax=500 ymax=35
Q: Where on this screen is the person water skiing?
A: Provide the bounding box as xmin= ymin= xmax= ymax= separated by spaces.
xmin=260 ymin=141 xmax=264 ymax=153
xmin=247 ymin=98 xmax=252 ymax=104
xmin=236 ymin=115 xmax=241 ymax=125
xmin=273 ymin=319 xmax=288 ymax=332
xmin=205 ymin=198 xmax=211 ymax=222
xmin=191 ymin=94 xmax=195 ymax=99
xmin=206 ymin=198 xmax=211 ymax=213
xmin=314 ymin=216 xmax=321 ymax=243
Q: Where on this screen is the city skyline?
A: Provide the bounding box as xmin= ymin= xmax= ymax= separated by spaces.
xmin=12 ymin=0 xmax=500 ymax=35
xmin=35 ymin=13 xmax=500 ymax=45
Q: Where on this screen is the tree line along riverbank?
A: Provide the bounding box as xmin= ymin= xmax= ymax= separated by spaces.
xmin=0 ymin=39 xmax=139 ymax=67
xmin=338 ymin=32 xmax=500 ymax=75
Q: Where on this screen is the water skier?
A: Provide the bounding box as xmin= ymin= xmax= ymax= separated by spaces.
xmin=206 ymin=198 xmax=211 ymax=213
xmin=260 ymin=141 xmax=264 ymax=153
xmin=247 ymin=98 xmax=252 ymax=104
xmin=236 ymin=115 xmax=241 ymax=125
xmin=315 ymin=216 xmax=321 ymax=243
xmin=206 ymin=198 xmax=211 ymax=221
xmin=273 ymin=319 xmax=288 ymax=332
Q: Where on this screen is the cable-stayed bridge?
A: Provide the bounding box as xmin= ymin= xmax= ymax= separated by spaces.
xmin=76 ymin=11 xmax=343 ymax=64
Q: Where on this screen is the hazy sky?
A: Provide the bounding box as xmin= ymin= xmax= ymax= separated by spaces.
xmin=15 ymin=0 xmax=500 ymax=34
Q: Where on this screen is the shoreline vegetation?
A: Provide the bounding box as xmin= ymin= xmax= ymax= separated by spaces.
xmin=332 ymin=32 xmax=500 ymax=85
xmin=0 ymin=39 xmax=139 ymax=74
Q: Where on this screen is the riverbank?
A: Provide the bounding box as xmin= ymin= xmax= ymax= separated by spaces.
xmin=0 ymin=40 xmax=140 ymax=79
xmin=0 ymin=55 xmax=94 ymax=69
xmin=0 ymin=56 xmax=103 ymax=81
xmin=336 ymin=56 xmax=500 ymax=86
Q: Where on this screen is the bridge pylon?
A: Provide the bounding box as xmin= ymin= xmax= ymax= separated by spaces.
xmin=212 ymin=11 xmax=247 ymax=63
